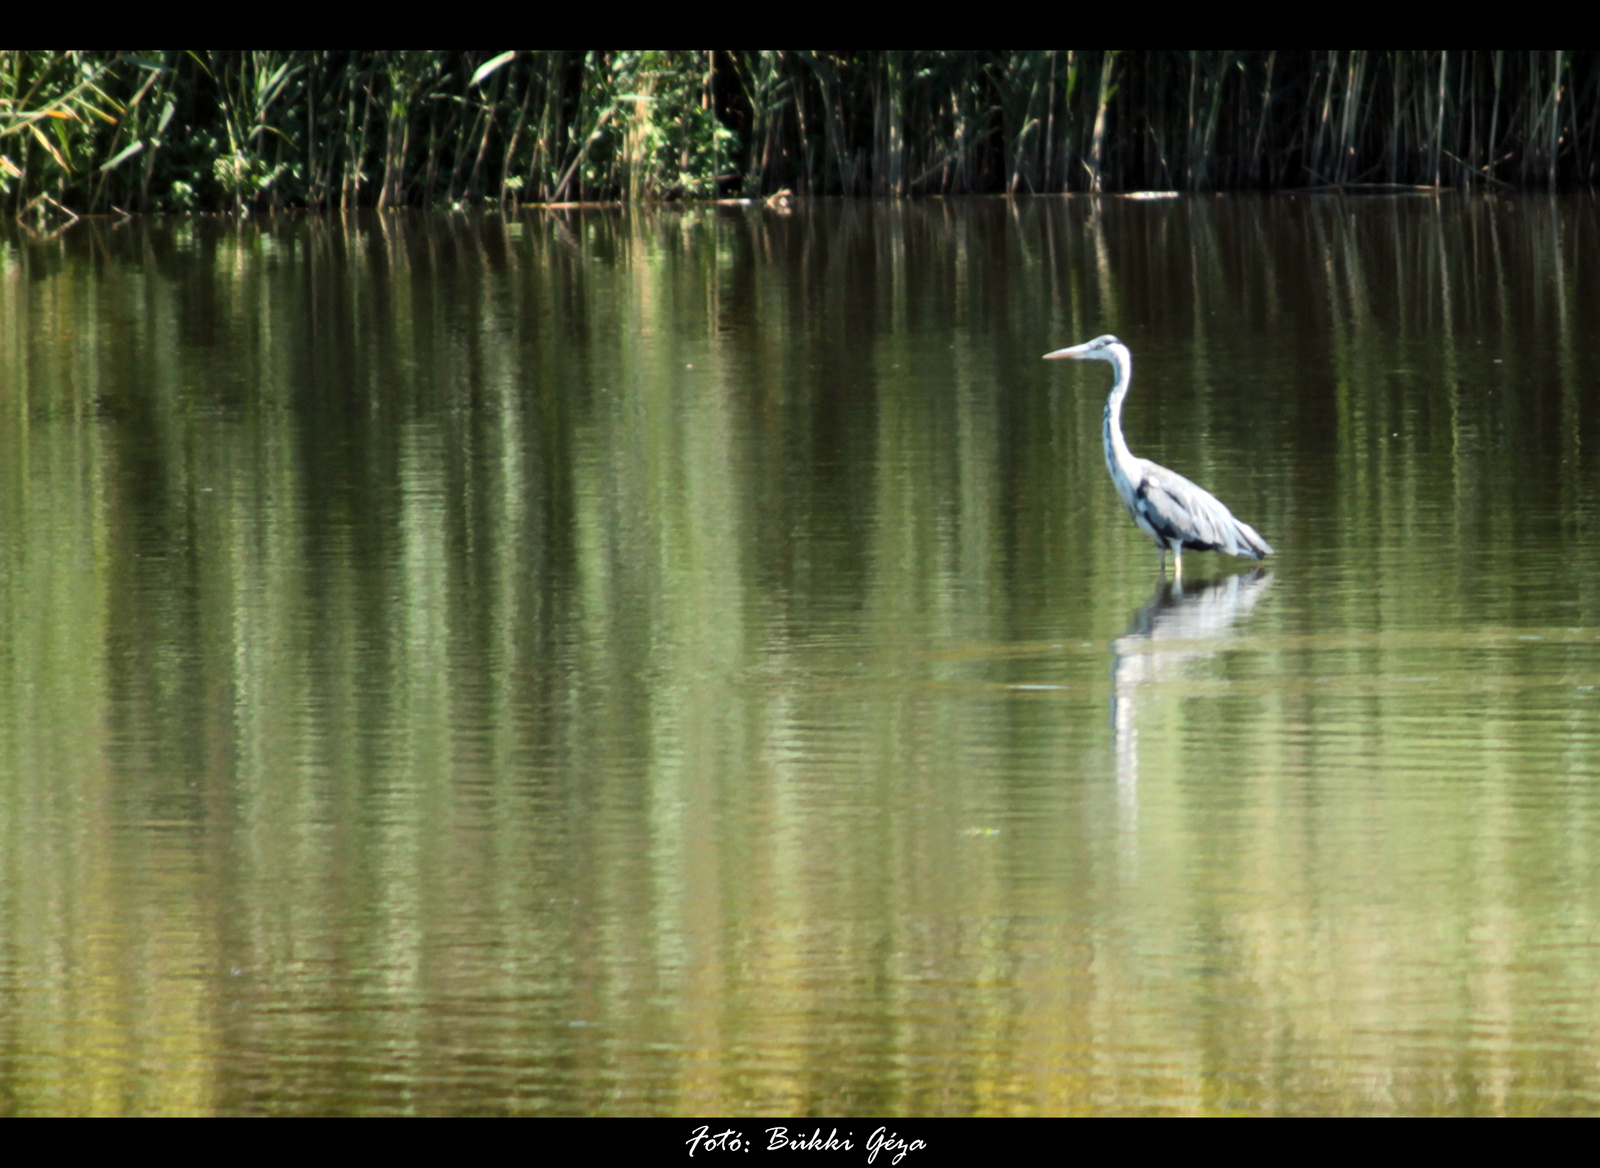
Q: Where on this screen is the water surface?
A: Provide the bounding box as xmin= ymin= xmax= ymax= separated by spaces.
xmin=3 ymin=195 xmax=1600 ymax=1114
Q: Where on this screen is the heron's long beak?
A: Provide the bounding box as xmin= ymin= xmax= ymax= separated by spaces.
xmin=1043 ymin=341 xmax=1091 ymax=360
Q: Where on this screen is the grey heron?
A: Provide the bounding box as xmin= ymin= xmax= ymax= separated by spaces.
xmin=1044 ymin=335 xmax=1273 ymax=579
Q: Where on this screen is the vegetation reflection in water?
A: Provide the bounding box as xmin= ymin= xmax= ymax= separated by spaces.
xmin=1 ymin=195 xmax=1600 ymax=1114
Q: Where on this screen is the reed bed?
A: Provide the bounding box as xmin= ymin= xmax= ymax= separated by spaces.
xmin=3 ymin=51 xmax=1597 ymax=216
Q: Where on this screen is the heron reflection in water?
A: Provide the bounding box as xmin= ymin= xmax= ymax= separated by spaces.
xmin=1110 ymin=569 xmax=1275 ymax=874
xmin=1044 ymin=335 xmax=1273 ymax=579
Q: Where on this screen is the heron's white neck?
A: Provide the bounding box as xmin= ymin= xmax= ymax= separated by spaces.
xmin=1101 ymin=343 xmax=1139 ymax=486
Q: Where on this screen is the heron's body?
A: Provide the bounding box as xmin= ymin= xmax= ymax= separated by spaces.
xmin=1045 ymin=335 xmax=1272 ymax=578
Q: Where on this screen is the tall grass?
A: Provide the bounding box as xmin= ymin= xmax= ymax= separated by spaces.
xmin=3 ymin=50 xmax=1598 ymax=214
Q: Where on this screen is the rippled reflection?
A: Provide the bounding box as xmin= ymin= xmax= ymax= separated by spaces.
xmin=2 ymin=196 xmax=1600 ymax=1114
xmin=1110 ymin=569 xmax=1274 ymax=873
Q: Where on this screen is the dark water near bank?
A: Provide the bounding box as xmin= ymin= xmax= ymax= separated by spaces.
xmin=4 ymin=195 xmax=1600 ymax=1115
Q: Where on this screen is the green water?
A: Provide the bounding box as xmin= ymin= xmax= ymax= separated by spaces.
xmin=2 ymin=195 xmax=1600 ymax=1114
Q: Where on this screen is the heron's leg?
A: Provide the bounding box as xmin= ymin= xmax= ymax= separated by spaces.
xmin=1172 ymin=546 xmax=1184 ymax=583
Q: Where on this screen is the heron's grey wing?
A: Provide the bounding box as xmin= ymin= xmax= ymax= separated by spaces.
xmin=1136 ymin=464 xmax=1273 ymax=558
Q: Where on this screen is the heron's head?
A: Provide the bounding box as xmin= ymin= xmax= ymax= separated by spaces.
xmin=1043 ymin=334 xmax=1121 ymax=362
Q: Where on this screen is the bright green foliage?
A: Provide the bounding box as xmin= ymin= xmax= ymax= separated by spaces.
xmin=605 ymin=52 xmax=737 ymax=199
xmin=1 ymin=50 xmax=1598 ymax=214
